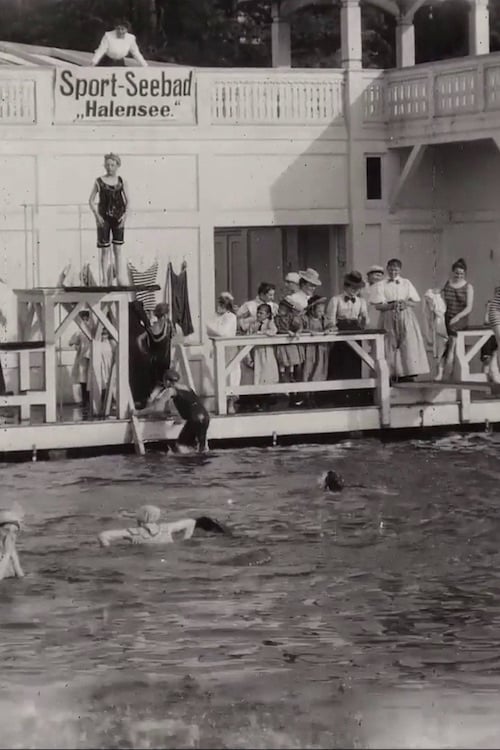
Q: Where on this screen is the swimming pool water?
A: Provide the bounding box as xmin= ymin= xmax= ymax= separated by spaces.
xmin=2 ymin=434 xmax=500 ymax=749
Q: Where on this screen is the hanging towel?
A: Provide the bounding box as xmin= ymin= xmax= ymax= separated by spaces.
xmin=167 ymin=261 xmax=194 ymax=336
xmin=128 ymin=261 xmax=159 ymax=312
xmin=423 ymin=289 xmax=448 ymax=361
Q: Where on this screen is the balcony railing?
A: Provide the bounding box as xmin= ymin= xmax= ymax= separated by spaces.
xmin=210 ymin=330 xmax=390 ymax=424
xmin=2 ymin=53 xmax=500 ymax=132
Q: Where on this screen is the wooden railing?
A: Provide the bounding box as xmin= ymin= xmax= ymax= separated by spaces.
xmin=3 ymin=55 xmax=500 ymax=129
xmin=454 ymin=326 xmax=494 ymax=422
xmin=210 ymin=330 xmax=390 ymax=424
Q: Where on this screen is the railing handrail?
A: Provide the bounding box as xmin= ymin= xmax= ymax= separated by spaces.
xmin=209 ymin=330 xmax=386 ymax=347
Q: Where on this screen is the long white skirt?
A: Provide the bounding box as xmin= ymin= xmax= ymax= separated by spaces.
xmin=379 ymin=308 xmax=429 ymax=378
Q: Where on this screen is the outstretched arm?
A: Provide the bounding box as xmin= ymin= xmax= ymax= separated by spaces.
xmin=167 ymin=519 xmax=197 ymax=540
xmin=92 ymin=34 xmax=108 ymax=66
xmin=130 ymin=37 xmax=148 ymax=67
xmin=98 ymin=529 xmax=133 ymax=547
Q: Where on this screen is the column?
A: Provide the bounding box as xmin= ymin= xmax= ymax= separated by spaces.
xmin=341 ymin=0 xmax=362 ymax=70
xmin=469 ymin=0 xmax=490 ymax=56
xmin=271 ymin=5 xmax=291 ymax=67
xmin=396 ymin=18 xmax=415 ymax=68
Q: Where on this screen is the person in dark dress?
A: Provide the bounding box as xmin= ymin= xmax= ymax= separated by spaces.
xmin=136 ymin=369 xmax=210 ymax=453
xmin=147 ymin=303 xmax=174 ymax=387
xmin=129 ymin=301 xmax=153 ymax=408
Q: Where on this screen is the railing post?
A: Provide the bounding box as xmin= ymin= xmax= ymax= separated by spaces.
xmin=374 ymin=333 xmax=391 ymax=427
xmin=455 ymin=332 xmax=471 ymax=422
xmin=213 ymin=338 xmax=227 ymax=416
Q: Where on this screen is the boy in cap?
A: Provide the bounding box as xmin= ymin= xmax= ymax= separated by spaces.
xmin=0 ymin=509 xmax=24 ymax=581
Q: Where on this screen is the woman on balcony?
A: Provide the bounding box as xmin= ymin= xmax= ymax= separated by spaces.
xmin=92 ymin=19 xmax=148 ymax=67
xmin=371 ymin=259 xmax=429 ymax=383
xmin=436 ymin=258 xmax=474 ymax=381
xmin=206 ymin=292 xmax=240 ymax=414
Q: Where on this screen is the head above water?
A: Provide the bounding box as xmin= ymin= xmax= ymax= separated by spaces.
xmin=323 ymin=471 xmax=345 ymax=493
xmin=136 ymin=505 xmax=161 ymax=526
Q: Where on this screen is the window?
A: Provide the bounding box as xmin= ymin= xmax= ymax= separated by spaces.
xmin=366 ymin=156 xmax=382 ymax=200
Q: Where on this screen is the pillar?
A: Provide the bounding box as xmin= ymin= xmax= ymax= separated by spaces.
xmin=271 ymin=3 xmax=291 ymax=68
xmin=396 ymin=18 xmax=415 ymax=68
xmin=341 ymin=0 xmax=362 ymax=69
xmin=469 ymin=0 xmax=490 ymax=56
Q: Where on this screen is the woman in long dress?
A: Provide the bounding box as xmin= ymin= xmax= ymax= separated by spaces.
xmin=206 ymin=293 xmax=240 ymax=414
xmin=239 ymin=303 xmax=278 ymax=411
xmin=371 ymin=258 xmax=429 ymax=382
xmin=437 ymin=258 xmax=474 ymax=381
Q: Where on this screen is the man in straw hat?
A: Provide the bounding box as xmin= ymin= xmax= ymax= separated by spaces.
xmin=287 ymin=268 xmax=322 ymax=312
xmin=363 ymin=264 xmax=386 ymax=305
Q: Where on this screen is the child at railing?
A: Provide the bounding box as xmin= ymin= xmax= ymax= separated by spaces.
xmin=275 ymin=297 xmax=304 ymax=407
xmin=302 ymin=295 xmax=334 ymax=407
xmin=240 ymin=303 xmax=279 ymax=411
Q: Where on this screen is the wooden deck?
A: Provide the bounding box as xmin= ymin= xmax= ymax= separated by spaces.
xmin=1 ymin=389 xmax=500 ymax=459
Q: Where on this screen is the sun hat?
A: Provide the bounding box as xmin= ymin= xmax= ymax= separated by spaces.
xmin=280 ymin=296 xmax=302 ymax=313
xmin=367 ymin=265 xmax=385 ymax=276
xmin=285 ymin=272 xmax=300 ymax=284
xmin=305 ymin=295 xmax=328 ymax=312
xmin=298 ymin=268 xmax=321 ymax=286
xmin=343 ymin=271 xmax=365 ymax=290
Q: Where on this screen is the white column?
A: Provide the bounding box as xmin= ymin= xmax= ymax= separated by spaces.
xmin=396 ymin=19 xmax=415 ymax=68
xmin=341 ymin=0 xmax=362 ymax=70
xmin=469 ymin=0 xmax=490 ymax=56
xmin=271 ymin=7 xmax=291 ymax=68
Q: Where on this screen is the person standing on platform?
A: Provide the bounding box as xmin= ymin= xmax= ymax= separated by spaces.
xmin=326 ymin=272 xmax=369 ymax=406
xmin=89 ymin=153 xmax=129 ymax=287
xmin=284 ymin=272 xmax=301 ymax=296
xmin=237 ymin=283 xmax=278 ymax=330
xmin=69 ymin=311 xmax=92 ymax=419
xmin=92 ymin=20 xmax=148 ymax=67
xmin=371 ymin=258 xmax=429 ymax=383
xmin=438 ymin=258 xmax=474 ymax=381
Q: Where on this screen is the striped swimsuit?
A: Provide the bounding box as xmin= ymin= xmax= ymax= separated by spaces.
xmin=488 ymin=287 xmax=500 ymax=327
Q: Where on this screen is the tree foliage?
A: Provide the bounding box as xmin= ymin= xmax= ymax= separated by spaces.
xmin=0 ymin=0 xmax=495 ymax=68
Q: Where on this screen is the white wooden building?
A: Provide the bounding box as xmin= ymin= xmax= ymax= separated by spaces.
xmin=0 ymin=1 xmax=499 ymax=455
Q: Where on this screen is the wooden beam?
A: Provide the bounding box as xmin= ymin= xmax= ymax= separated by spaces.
xmin=389 ymin=144 xmax=426 ymax=214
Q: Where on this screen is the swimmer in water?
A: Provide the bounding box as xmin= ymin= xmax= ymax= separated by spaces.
xmin=98 ymin=504 xmax=229 ymax=547
xmin=320 ymin=470 xmax=345 ymax=493
xmin=0 ymin=510 xmax=24 ymax=580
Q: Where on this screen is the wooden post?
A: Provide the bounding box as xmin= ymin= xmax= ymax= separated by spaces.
xmin=116 ymin=296 xmax=130 ymax=420
xmin=455 ymin=332 xmax=471 ymax=422
xmin=43 ymin=295 xmax=57 ymax=423
xmin=374 ymin=334 xmax=391 ymax=427
xmin=213 ymin=339 xmax=228 ymax=416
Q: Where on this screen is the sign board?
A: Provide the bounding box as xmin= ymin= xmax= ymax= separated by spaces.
xmin=54 ymin=68 xmax=196 ymax=124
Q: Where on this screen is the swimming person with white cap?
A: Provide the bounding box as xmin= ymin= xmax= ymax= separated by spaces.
xmin=0 ymin=509 xmax=24 ymax=581
xmin=98 ymin=505 xmax=228 ymax=547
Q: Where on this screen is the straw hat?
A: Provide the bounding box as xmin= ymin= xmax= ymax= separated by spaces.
xmin=285 ymin=272 xmax=300 ymax=284
xmin=343 ymin=271 xmax=365 ymax=290
xmin=298 ymin=268 xmax=321 ymax=286
xmin=367 ymin=265 xmax=385 ymax=276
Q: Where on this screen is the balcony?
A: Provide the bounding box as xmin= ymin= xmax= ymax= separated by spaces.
xmin=1 ymin=54 xmax=500 ymax=145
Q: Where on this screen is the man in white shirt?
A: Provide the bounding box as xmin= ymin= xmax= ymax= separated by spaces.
xmin=92 ymin=20 xmax=148 ymax=67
